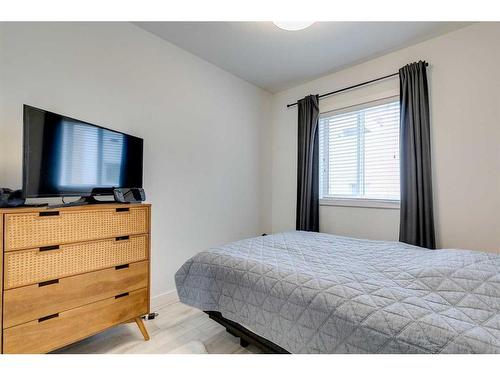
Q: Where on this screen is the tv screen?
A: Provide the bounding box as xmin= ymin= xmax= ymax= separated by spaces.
xmin=23 ymin=105 xmax=143 ymax=198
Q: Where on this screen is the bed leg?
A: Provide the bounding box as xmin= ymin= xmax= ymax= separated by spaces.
xmin=240 ymin=338 xmax=249 ymax=348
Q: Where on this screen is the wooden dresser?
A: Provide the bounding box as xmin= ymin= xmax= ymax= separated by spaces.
xmin=0 ymin=203 xmax=151 ymax=353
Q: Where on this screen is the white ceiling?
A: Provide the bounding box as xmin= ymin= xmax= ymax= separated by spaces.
xmin=134 ymin=22 xmax=470 ymax=93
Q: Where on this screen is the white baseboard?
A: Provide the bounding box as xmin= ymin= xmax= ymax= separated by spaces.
xmin=151 ymin=289 xmax=179 ymax=310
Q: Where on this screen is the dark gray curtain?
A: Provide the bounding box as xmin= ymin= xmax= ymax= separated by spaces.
xmin=399 ymin=61 xmax=436 ymax=249
xmin=296 ymin=95 xmax=319 ymax=232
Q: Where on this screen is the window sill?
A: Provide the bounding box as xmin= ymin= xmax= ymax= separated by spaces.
xmin=320 ymin=198 xmax=400 ymax=209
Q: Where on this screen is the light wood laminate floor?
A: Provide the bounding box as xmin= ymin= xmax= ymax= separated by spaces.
xmin=54 ymin=301 xmax=262 ymax=354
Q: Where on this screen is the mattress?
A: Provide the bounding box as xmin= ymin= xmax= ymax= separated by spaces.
xmin=175 ymin=231 xmax=500 ymax=353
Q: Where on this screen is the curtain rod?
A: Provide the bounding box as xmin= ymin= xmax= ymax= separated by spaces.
xmin=286 ymin=62 xmax=428 ymax=108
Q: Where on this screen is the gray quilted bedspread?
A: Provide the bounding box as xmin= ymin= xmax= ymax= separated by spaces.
xmin=175 ymin=231 xmax=500 ymax=353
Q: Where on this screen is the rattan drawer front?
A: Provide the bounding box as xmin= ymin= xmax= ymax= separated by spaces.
xmin=5 ymin=206 xmax=148 ymax=251
xmin=4 ymin=235 xmax=148 ymax=289
xmin=3 ymin=261 xmax=149 ymax=329
xmin=3 ymin=288 xmax=148 ymax=354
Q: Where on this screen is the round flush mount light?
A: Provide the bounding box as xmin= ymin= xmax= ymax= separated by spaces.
xmin=273 ymin=21 xmax=314 ymax=31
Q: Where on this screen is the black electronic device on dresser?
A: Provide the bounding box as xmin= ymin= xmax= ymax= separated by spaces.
xmin=22 ymin=105 xmax=145 ymax=206
xmin=113 ymin=187 xmax=146 ymax=203
xmin=0 ymin=188 xmax=25 ymax=208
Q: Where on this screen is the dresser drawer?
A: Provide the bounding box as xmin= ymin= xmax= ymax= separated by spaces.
xmin=4 ymin=206 xmax=149 ymax=251
xmin=3 ymin=288 xmax=148 ymax=354
xmin=3 ymin=261 xmax=149 ymax=329
xmin=4 ymin=235 xmax=148 ymax=289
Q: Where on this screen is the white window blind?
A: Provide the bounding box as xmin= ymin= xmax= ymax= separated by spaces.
xmin=319 ymin=97 xmax=400 ymax=203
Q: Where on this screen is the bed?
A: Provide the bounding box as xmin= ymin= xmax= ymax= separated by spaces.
xmin=175 ymin=231 xmax=500 ymax=353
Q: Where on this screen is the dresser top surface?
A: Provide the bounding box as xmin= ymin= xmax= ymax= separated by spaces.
xmin=0 ymin=202 xmax=151 ymax=214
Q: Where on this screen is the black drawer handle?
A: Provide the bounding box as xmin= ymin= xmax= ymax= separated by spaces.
xmin=38 ymin=313 xmax=59 ymax=323
xmin=115 ymin=264 xmax=130 ymax=270
xmin=116 ymin=207 xmax=130 ymax=213
xmin=39 ymin=279 xmax=59 ymax=287
xmin=39 ymin=245 xmax=60 ymax=252
xmin=115 ymin=292 xmax=129 ymax=299
xmin=39 ymin=211 xmax=60 ymax=217
xmin=115 ymin=236 xmax=130 ymax=241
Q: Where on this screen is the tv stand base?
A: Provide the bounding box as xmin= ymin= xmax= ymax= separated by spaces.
xmin=48 ymin=195 xmax=118 ymax=209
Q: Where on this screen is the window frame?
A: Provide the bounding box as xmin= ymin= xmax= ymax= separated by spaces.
xmin=319 ymin=95 xmax=401 ymax=210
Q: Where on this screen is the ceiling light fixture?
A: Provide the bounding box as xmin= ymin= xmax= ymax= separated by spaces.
xmin=273 ymin=22 xmax=314 ymax=31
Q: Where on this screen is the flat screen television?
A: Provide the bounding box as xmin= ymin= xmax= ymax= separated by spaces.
xmin=23 ymin=105 xmax=143 ymax=199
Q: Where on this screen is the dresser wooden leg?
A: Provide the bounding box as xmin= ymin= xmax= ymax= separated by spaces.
xmin=134 ymin=317 xmax=150 ymax=341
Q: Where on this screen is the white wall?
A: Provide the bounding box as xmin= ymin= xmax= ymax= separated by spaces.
xmin=0 ymin=22 xmax=273 ymax=296
xmin=271 ymin=23 xmax=500 ymax=253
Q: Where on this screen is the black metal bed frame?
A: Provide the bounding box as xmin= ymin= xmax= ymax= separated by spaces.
xmin=205 ymin=311 xmax=289 ymax=354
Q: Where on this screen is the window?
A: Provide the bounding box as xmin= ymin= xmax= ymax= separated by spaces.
xmin=319 ymin=97 xmax=400 ymax=206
